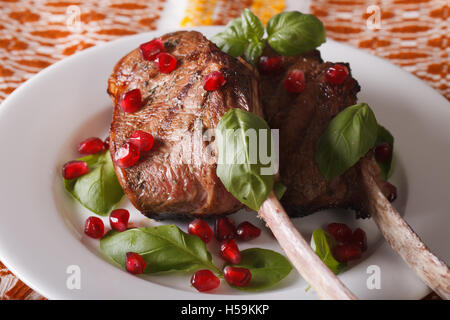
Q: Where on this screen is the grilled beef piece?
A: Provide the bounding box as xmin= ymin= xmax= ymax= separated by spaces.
xmin=108 ymin=31 xmax=261 ymax=219
xmin=260 ymin=48 xmax=388 ymax=218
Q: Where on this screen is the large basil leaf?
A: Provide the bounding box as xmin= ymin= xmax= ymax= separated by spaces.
xmin=311 ymin=229 xmax=346 ymax=275
xmin=267 ymin=11 xmax=326 ymax=56
xmin=241 ymin=8 xmax=264 ymax=40
xmin=227 ymin=248 xmax=292 ymax=291
xmin=216 ymin=108 xmax=274 ymax=211
xmin=315 ymin=103 xmax=379 ymax=181
xmin=375 ymin=125 xmax=394 ymax=180
xmin=100 ymin=225 xmax=221 ymax=274
xmin=64 ymin=151 xmax=124 ymax=216
xmin=211 ymin=18 xmax=247 ymax=58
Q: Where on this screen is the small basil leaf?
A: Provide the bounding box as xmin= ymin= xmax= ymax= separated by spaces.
xmin=267 ymin=11 xmax=326 ymax=56
xmin=228 ymin=248 xmax=292 ymax=291
xmin=311 ymin=229 xmax=346 ymax=275
xmin=273 ymin=181 xmax=287 ymax=200
xmin=241 ymin=8 xmax=264 ymax=40
xmin=216 ymin=108 xmax=274 ymax=211
xmin=315 ymin=103 xmax=379 ymax=181
xmin=375 ymin=125 xmax=394 ymax=180
xmin=244 ymin=39 xmax=266 ymax=65
xmin=64 ymin=151 xmax=124 ymax=216
xmin=211 ymin=18 xmax=247 ymax=57
xmin=100 ymin=225 xmax=221 ymax=274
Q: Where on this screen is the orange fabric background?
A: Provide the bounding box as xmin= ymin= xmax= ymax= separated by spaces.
xmin=0 ymin=0 xmax=447 ymax=300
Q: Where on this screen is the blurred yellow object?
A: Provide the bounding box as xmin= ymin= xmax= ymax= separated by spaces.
xmin=181 ymin=0 xmax=285 ymax=27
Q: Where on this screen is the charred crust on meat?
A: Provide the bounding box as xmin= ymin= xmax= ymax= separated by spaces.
xmin=108 ymin=31 xmax=261 ymax=218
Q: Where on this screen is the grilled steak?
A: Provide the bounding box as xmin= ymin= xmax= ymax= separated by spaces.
xmin=108 ymin=31 xmax=261 ymax=219
xmin=260 ymin=47 xmax=388 ymax=218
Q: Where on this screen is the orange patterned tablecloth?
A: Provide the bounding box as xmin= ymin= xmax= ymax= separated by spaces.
xmin=0 ymin=0 xmax=447 ymax=300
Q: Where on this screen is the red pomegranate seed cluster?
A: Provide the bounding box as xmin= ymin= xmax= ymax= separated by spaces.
xmin=156 ymin=52 xmax=177 ymax=73
xmin=62 ymin=161 xmax=89 ymax=180
xmin=84 ymin=216 xmax=104 ymax=239
xmin=126 ymin=252 xmax=147 ymax=274
xmin=236 ymin=221 xmax=261 ymax=241
xmin=186 ymin=217 xmax=261 ymax=292
xmin=220 ymin=239 xmax=241 ymax=264
xmin=109 ymin=209 xmax=130 ymax=232
xmin=78 ymin=137 xmax=104 ymax=155
xmin=375 ymin=142 xmax=393 ymax=163
xmin=62 ymin=135 xmax=110 ymax=180
xmin=120 ymin=88 xmax=142 ymax=113
xmin=325 ymin=64 xmax=349 ymax=85
xmin=188 ymin=219 xmax=213 ymax=243
xmin=203 ymin=71 xmax=226 ymax=91
xmin=224 ymin=266 xmax=252 ymax=287
xmin=258 ymin=55 xmax=283 ymax=74
xmin=283 ymin=69 xmax=305 ymax=93
xmin=129 ymin=130 xmax=154 ymax=152
xmin=191 ymin=269 xmax=220 ymax=292
xmin=326 ymin=222 xmax=368 ymax=263
xmin=215 ymin=217 xmax=236 ymax=241
xmin=139 ymin=38 xmax=165 ymax=61
xmin=115 ymin=130 xmax=155 ymax=168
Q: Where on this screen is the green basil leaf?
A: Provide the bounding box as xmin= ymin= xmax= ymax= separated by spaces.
xmin=315 ymin=103 xmax=379 ymax=181
xmin=228 ymin=248 xmax=292 ymax=291
xmin=273 ymin=181 xmax=287 ymax=200
xmin=100 ymin=225 xmax=221 ymax=274
xmin=216 ymin=108 xmax=274 ymax=211
xmin=311 ymin=229 xmax=346 ymax=275
xmin=211 ymin=18 xmax=247 ymax=57
xmin=64 ymin=151 xmax=124 ymax=216
xmin=244 ymin=39 xmax=266 ymax=65
xmin=375 ymin=125 xmax=394 ymax=180
xmin=241 ymin=8 xmax=265 ymax=40
xmin=267 ymin=11 xmax=326 ymax=56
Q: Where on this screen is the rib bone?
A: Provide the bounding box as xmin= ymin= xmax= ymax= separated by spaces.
xmin=360 ymin=159 xmax=450 ymax=299
xmin=258 ymin=192 xmax=357 ymax=300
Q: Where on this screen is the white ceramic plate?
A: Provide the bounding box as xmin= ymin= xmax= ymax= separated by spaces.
xmin=0 ymin=27 xmax=449 ymax=300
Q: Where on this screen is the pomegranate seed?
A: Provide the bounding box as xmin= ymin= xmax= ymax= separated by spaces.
xmin=384 ymin=181 xmax=397 ymax=202
xmin=203 ymin=71 xmax=226 ymax=91
xmin=190 ymin=269 xmax=220 ymax=292
xmin=325 ymin=64 xmax=349 ymax=85
xmin=283 ymin=69 xmax=305 ymax=93
xmin=62 ymin=160 xmax=89 ymax=180
xmin=156 ymin=52 xmax=177 ymax=73
xmin=109 ymin=209 xmax=130 ymax=232
xmin=236 ymin=221 xmax=261 ymax=241
xmin=77 ymin=137 xmax=104 ymax=155
xmin=188 ymin=219 xmax=213 ymax=243
xmin=125 ymin=252 xmax=146 ymax=274
xmin=215 ymin=217 xmax=236 ymax=241
xmin=139 ymin=38 xmax=165 ymax=61
xmin=104 ymin=136 xmax=110 ymax=149
xmin=129 ymin=130 xmax=154 ymax=153
xmin=84 ymin=216 xmax=104 ymax=239
xmin=120 ymin=89 xmax=142 ymax=113
xmin=258 ymin=56 xmax=283 ymax=74
xmin=333 ymin=244 xmax=362 ymax=263
xmin=326 ymin=222 xmax=353 ymax=243
xmin=351 ymin=228 xmax=367 ymax=252
xmin=223 ymin=266 xmax=251 ymax=287
xmin=220 ymin=239 xmax=241 ymax=264
xmin=115 ymin=142 xmax=140 ymax=168
xmin=375 ymin=142 xmax=392 ymax=163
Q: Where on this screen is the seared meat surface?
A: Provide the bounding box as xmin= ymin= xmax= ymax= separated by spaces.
xmin=260 ymin=48 xmax=387 ymax=218
xmin=108 ymin=31 xmax=261 ymax=219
